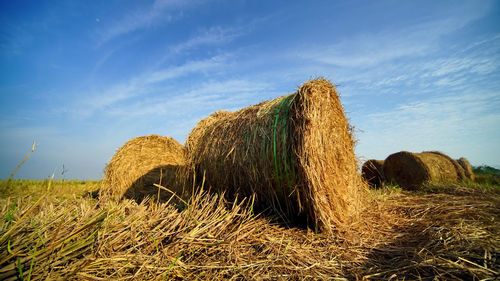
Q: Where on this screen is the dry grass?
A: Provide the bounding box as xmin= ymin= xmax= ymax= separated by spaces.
xmin=185 ymin=79 xmax=365 ymax=232
xmin=1 ymin=179 xmax=498 ymax=280
xmin=100 ymin=135 xmax=186 ymax=203
xmin=362 ymin=184 xmax=499 ymax=279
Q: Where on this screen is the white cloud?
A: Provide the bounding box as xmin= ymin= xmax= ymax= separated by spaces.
xmin=374 ymin=75 xmax=409 ymax=87
xmin=429 ymin=53 xmax=500 ymax=78
xmin=434 ymin=77 xmax=468 ymax=87
xmin=75 ymin=78 xmax=275 ymax=145
xmin=297 ymin=25 xmax=432 ymax=69
xmin=98 ymin=0 xmax=207 ymax=43
xmin=73 ymin=55 xmax=228 ymax=116
xmin=296 ymin=2 xmax=492 ymax=71
xmin=145 ymin=56 xmax=226 ymax=84
xmin=90 ymin=48 xmax=118 ymax=78
xmin=155 ymin=17 xmax=271 ymax=65
xmin=169 ymin=26 xmax=241 ymax=54
xmin=356 ymin=90 xmax=500 ymax=165
xmin=320 ymin=32 xmax=500 ymax=95
xmin=104 ymin=79 xmax=273 ymax=118
xmin=367 ymin=91 xmax=500 ymax=128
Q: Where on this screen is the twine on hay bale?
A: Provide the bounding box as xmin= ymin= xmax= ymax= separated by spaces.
xmin=361 ymin=160 xmax=384 ymax=188
xmin=457 ymin=157 xmax=475 ymax=180
xmin=185 ymin=78 xmax=365 ymax=231
xmin=100 ymin=135 xmax=186 ymax=202
xmin=383 ymin=151 xmax=466 ymax=189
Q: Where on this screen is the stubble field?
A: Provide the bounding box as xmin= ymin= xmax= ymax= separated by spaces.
xmin=0 ymin=176 xmax=498 ymax=280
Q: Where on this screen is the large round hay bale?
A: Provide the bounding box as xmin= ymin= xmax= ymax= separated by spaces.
xmin=383 ymin=151 xmax=466 ymax=189
xmin=100 ymin=135 xmax=186 ymax=202
xmin=185 ymin=110 xmax=232 ymax=154
xmin=457 ymin=157 xmax=475 ymax=180
xmin=185 ymin=78 xmax=364 ymax=231
xmin=362 ymin=160 xmax=384 ymax=188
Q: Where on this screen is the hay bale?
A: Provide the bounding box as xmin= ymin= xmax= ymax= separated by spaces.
xmin=185 ymin=78 xmax=364 ymax=231
xmin=185 ymin=110 xmax=232 ymax=154
xmin=383 ymin=151 xmax=466 ymax=189
xmin=457 ymin=157 xmax=475 ymax=180
xmin=362 ymin=160 xmax=384 ymax=188
xmin=426 ymin=151 xmax=467 ymax=181
xmin=100 ymin=135 xmax=186 ymax=202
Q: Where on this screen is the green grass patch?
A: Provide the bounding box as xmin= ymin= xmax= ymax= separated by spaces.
xmin=472 ymin=165 xmax=500 ymax=187
xmin=0 ymin=179 xmax=100 ymax=201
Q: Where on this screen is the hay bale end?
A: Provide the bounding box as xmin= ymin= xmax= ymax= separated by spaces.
xmin=100 ymin=135 xmax=185 ymax=202
xmin=457 ymin=157 xmax=475 ymax=180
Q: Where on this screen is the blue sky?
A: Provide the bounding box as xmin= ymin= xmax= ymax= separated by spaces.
xmin=1 ymin=0 xmax=499 ymax=180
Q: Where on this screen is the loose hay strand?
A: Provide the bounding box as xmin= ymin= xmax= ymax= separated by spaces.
xmin=1 ymin=179 xmax=498 ymax=280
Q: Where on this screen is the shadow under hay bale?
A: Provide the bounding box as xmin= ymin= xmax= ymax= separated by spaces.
xmin=383 ymin=151 xmax=466 ymax=189
xmin=361 ymin=160 xmax=384 ymax=188
xmin=185 ymin=78 xmax=365 ymax=231
xmin=123 ymin=164 xmax=186 ymax=204
xmin=457 ymin=157 xmax=475 ymax=181
xmin=100 ymin=135 xmax=186 ymax=202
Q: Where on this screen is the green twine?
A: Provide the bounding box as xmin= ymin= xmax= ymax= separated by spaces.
xmin=273 ymin=98 xmax=287 ymax=193
xmin=273 ymin=94 xmax=297 ymax=199
xmin=280 ymin=95 xmax=296 ymax=194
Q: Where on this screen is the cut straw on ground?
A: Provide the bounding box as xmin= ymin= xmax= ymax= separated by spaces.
xmin=1 ymin=179 xmax=498 ymax=280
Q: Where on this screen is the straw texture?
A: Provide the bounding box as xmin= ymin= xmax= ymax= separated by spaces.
xmin=383 ymin=151 xmax=466 ymax=189
xmin=457 ymin=157 xmax=475 ymax=180
xmin=185 ymin=78 xmax=364 ymax=231
xmin=100 ymin=135 xmax=185 ymax=202
xmin=362 ymin=160 xmax=384 ymax=188
xmin=1 ymin=179 xmax=499 ymax=280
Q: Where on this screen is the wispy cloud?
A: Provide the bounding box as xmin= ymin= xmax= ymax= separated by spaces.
xmin=98 ymin=0 xmax=208 ymax=43
xmin=73 ymin=55 xmax=228 ymax=116
xmin=145 ymin=56 xmax=227 ymax=84
xmin=155 ymin=16 xmax=271 ymax=65
xmin=296 ymin=2 xmax=492 ymax=71
xmin=169 ymin=26 xmax=241 ymax=54
xmin=100 ymin=78 xmax=275 ymax=143
xmin=105 ymin=79 xmax=273 ymax=118
xmin=316 ymin=32 xmax=500 ymax=96
xmin=356 ymin=90 xmax=500 ymax=164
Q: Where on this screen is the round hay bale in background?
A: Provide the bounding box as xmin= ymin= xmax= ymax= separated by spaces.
xmin=457 ymin=157 xmax=475 ymax=180
xmin=185 ymin=78 xmax=365 ymax=231
xmin=362 ymin=160 xmax=384 ymax=188
xmin=383 ymin=151 xmax=466 ymax=189
xmin=100 ymin=135 xmax=186 ymax=202
xmin=426 ymin=151 xmax=466 ymax=181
